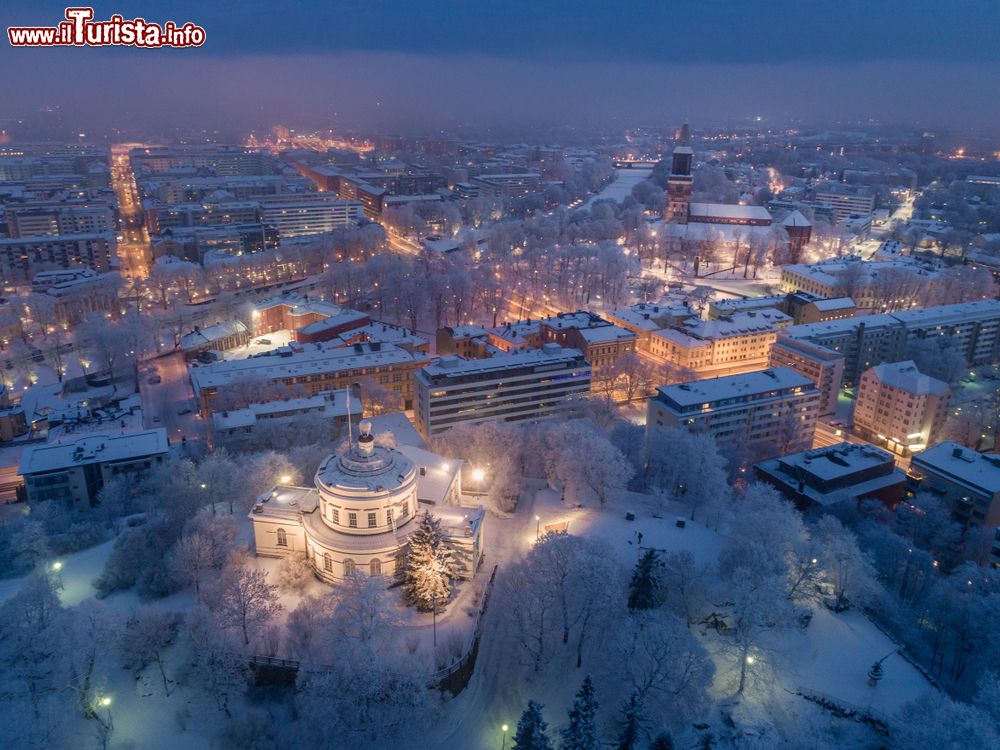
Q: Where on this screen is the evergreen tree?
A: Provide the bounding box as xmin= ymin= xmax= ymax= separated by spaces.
xmin=628 ymin=550 xmax=664 ymax=611
xmin=401 ymin=511 xmax=457 ymax=611
xmin=514 ymin=700 xmax=553 ymax=750
xmin=616 ymin=692 xmax=643 ymax=750
xmin=559 ymin=676 xmax=599 ymax=750
xmin=649 ymin=734 xmax=674 ymax=750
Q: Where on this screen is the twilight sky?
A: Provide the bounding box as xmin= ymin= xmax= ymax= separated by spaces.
xmin=2 ymin=1 xmax=999 ymax=135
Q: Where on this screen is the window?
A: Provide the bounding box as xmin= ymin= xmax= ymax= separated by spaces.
xmin=348 ymin=512 xmax=358 ymax=528
xmin=368 ymin=512 xmax=377 ymax=527
xmin=344 ymin=559 xmax=356 ymax=576
xmin=276 ymin=528 xmax=288 ymax=547
xmin=324 ymin=552 xmax=333 ymax=572
xmin=332 ymin=508 xmax=340 ymax=525
xmin=387 ymin=507 xmax=394 ymax=526
xmin=370 ymin=559 xmax=382 ymax=576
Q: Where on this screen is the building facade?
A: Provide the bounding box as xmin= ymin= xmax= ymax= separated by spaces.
xmin=249 ymin=420 xmax=485 ymax=582
xmin=647 ymin=367 xmax=821 ymax=460
xmin=853 ymin=361 xmax=951 ymax=456
xmin=413 ymin=345 xmax=592 ymax=440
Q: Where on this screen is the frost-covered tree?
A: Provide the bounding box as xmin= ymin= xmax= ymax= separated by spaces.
xmin=399 ymin=511 xmax=457 ymax=612
xmin=814 ymin=516 xmax=878 ymax=611
xmin=513 ymin=700 xmax=553 ymax=750
xmin=0 ymin=572 xmax=65 ymax=721
xmin=560 ymin=676 xmax=599 ymax=750
xmin=660 ymin=550 xmax=711 ymax=626
xmin=206 ymin=563 xmax=282 ymax=646
xmin=893 ymin=694 xmax=1000 ymax=748
xmin=168 ymin=515 xmax=237 ymax=601
xmin=11 ymin=520 xmax=51 ymax=572
xmin=650 ymin=734 xmax=674 ymax=750
xmin=118 ymin=609 xmax=180 ymax=695
xmin=727 ymin=570 xmax=794 ymax=693
xmin=645 ymin=426 xmax=729 ymax=520
xmin=616 ymin=612 xmax=714 ymax=727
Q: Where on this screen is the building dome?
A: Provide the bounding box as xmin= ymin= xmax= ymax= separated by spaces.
xmin=314 ymin=423 xmax=418 ymax=536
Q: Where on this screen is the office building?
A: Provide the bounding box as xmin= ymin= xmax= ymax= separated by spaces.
xmin=755 ymin=442 xmax=905 ymax=509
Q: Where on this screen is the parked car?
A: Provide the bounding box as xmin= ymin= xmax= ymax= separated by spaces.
xmin=177 ymin=407 xmax=192 ymax=415
xmin=147 ymin=375 xmax=162 ymax=384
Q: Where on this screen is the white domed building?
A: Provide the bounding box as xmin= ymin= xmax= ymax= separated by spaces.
xmin=249 ymin=420 xmax=485 ymax=582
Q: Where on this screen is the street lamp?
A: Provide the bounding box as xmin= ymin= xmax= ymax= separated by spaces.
xmin=535 ymin=515 xmax=541 ymax=540
xmin=99 ymin=696 xmax=112 ymax=708
xmin=279 ymin=474 xmax=292 ymax=484
xmin=52 ymin=561 xmax=63 ymax=572
xmin=471 ymin=467 xmax=485 ymax=483
xmin=501 ymin=724 xmax=509 ymax=750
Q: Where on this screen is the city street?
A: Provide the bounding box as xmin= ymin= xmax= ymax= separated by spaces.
xmin=139 ymin=351 xmax=204 ymax=444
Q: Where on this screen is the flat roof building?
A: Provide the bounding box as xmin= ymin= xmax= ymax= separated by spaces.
xmin=414 ymin=344 xmax=591 ymax=439
xmin=755 ymin=442 xmax=905 ymax=509
xmin=647 ymin=367 xmax=821 ymax=460
xmin=19 ymin=429 xmax=170 ymax=508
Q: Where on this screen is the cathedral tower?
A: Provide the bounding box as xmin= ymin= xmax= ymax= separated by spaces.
xmin=663 ymin=123 xmax=693 ymax=224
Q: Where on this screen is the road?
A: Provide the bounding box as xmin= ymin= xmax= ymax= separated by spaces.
xmin=110 ymin=146 xmax=152 ymax=279
xmin=139 ymin=352 xmax=204 ymax=445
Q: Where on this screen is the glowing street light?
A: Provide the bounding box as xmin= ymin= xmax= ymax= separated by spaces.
xmin=279 ymin=474 xmax=292 ymax=484
xmin=501 ymin=724 xmax=509 ymax=750
xmin=535 ymin=515 xmax=541 ymax=540
xmin=52 ymin=561 xmax=63 ymax=572
xmin=471 ymin=467 xmax=485 ymax=483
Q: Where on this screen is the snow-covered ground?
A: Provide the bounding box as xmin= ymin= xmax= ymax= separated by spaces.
xmin=582 ymin=168 xmax=653 ymax=210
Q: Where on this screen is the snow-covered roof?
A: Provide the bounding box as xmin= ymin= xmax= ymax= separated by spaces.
xmin=780 ymin=209 xmax=812 ymax=227
xmin=19 ymin=429 xmax=169 ymax=475
xmin=418 ymin=346 xmax=587 ymax=381
xmin=810 ymin=297 xmax=855 ymax=312
xmin=688 ymin=203 xmax=772 ymax=222
xmin=654 ymin=367 xmax=816 ymax=410
xmin=368 ymin=412 xmax=426 ymax=449
xmin=179 ymin=320 xmax=248 ymax=351
xmin=864 ymin=360 xmax=949 ymax=397
xmin=756 ymin=442 xmax=904 ymax=506
xmin=190 ymin=343 xmax=420 ymax=393
xmin=911 ymin=442 xmax=1000 ymax=495
xmin=296 ymin=310 xmax=370 ymax=335
xmin=889 ymin=299 xmax=1000 ymax=327
xmin=212 ymin=392 xmax=360 ymax=431
xmin=397 ymin=444 xmax=462 ymax=504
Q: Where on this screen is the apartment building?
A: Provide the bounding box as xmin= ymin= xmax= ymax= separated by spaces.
xmin=488 ymin=312 xmax=637 ymax=372
xmin=891 ymin=300 xmax=1000 ymax=366
xmin=5 ymin=200 xmax=116 ymax=237
xmin=19 ymin=429 xmax=170 ymax=508
xmin=257 ymin=195 xmax=364 ymax=238
xmin=413 ymin=344 xmax=592 ymax=439
xmin=647 ymin=367 xmax=821 ymax=459
xmin=0 ymin=233 xmax=116 ymax=283
xmin=606 ymin=302 xmax=696 ymax=351
xmin=648 ymin=309 xmax=790 ymax=376
xmin=909 ymin=443 xmax=1000 ymax=560
xmin=814 ymin=186 xmax=876 ymax=222
xmin=853 ymin=361 xmax=951 ymax=456
xmin=767 ymin=336 xmax=846 ymax=416
xmin=190 ymin=342 xmax=427 ymax=415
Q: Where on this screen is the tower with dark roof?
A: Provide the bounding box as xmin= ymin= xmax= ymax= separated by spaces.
xmin=664 ymin=123 xmax=693 ymax=224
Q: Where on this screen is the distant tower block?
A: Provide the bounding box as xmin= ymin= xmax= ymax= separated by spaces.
xmin=664 ymin=122 xmax=693 ymax=224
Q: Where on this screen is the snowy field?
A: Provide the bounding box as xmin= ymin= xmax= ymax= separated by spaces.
xmin=0 ymin=482 xmax=941 ymax=749
xmin=582 ymin=168 xmax=653 ymax=209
